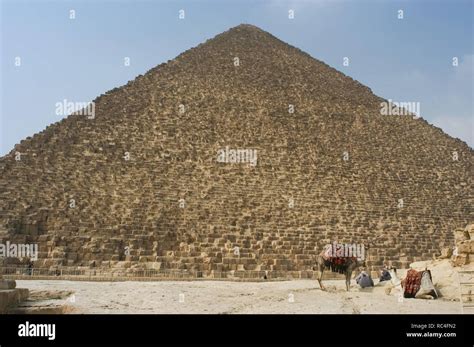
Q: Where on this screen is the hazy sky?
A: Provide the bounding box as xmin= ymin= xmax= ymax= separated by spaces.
xmin=1 ymin=0 xmax=472 ymax=155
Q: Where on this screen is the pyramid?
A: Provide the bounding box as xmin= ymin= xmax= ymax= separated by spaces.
xmin=0 ymin=24 xmax=472 ymax=277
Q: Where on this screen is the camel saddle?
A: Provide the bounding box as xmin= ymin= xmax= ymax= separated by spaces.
xmin=320 ymin=247 xmax=355 ymax=274
xmin=402 ymin=269 xmax=435 ymax=298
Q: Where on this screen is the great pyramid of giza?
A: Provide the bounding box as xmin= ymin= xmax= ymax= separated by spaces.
xmin=0 ymin=24 xmax=472 ymax=278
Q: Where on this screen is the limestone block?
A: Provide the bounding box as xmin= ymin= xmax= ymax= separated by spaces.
xmin=438 ymin=247 xmax=453 ymax=259
xmin=451 ymin=254 xmax=469 ymax=266
xmin=0 ymin=288 xmax=29 ymax=313
xmin=0 ymin=279 xmax=16 ymax=290
xmin=457 ymin=240 xmax=474 ymax=254
xmin=454 ymin=229 xmax=469 ymax=242
xmin=466 ymin=224 xmax=474 ymax=240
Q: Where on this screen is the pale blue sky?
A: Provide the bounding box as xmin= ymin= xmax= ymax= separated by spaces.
xmin=1 ymin=0 xmax=473 ymax=155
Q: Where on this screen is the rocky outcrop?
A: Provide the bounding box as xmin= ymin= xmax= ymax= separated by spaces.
xmin=450 ymin=224 xmax=474 ymax=266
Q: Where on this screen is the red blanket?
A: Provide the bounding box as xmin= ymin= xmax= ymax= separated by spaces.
xmin=402 ymin=269 xmax=423 ymax=297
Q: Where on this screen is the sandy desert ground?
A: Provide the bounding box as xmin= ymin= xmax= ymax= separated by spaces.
xmin=15 ymin=278 xmax=463 ymax=314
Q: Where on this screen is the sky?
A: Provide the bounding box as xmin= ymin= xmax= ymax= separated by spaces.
xmin=0 ymin=0 xmax=473 ymax=155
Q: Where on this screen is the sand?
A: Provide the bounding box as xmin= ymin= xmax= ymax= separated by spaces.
xmin=15 ymin=278 xmax=462 ymax=314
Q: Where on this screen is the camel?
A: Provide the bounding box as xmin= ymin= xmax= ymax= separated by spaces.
xmin=387 ymin=267 xmax=438 ymax=299
xmin=314 ymin=244 xmax=368 ymax=291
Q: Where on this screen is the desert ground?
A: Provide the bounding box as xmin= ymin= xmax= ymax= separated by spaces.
xmin=14 ymin=278 xmax=462 ymax=314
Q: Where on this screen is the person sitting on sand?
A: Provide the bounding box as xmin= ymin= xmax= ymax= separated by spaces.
xmin=379 ymin=266 xmax=392 ymax=282
xmin=355 ymin=269 xmax=374 ymax=288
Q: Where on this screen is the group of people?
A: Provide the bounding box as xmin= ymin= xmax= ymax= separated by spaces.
xmin=354 ymin=266 xmax=392 ymax=288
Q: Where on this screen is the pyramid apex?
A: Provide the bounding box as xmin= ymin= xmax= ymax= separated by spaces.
xmin=228 ymin=23 xmax=265 ymax=32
